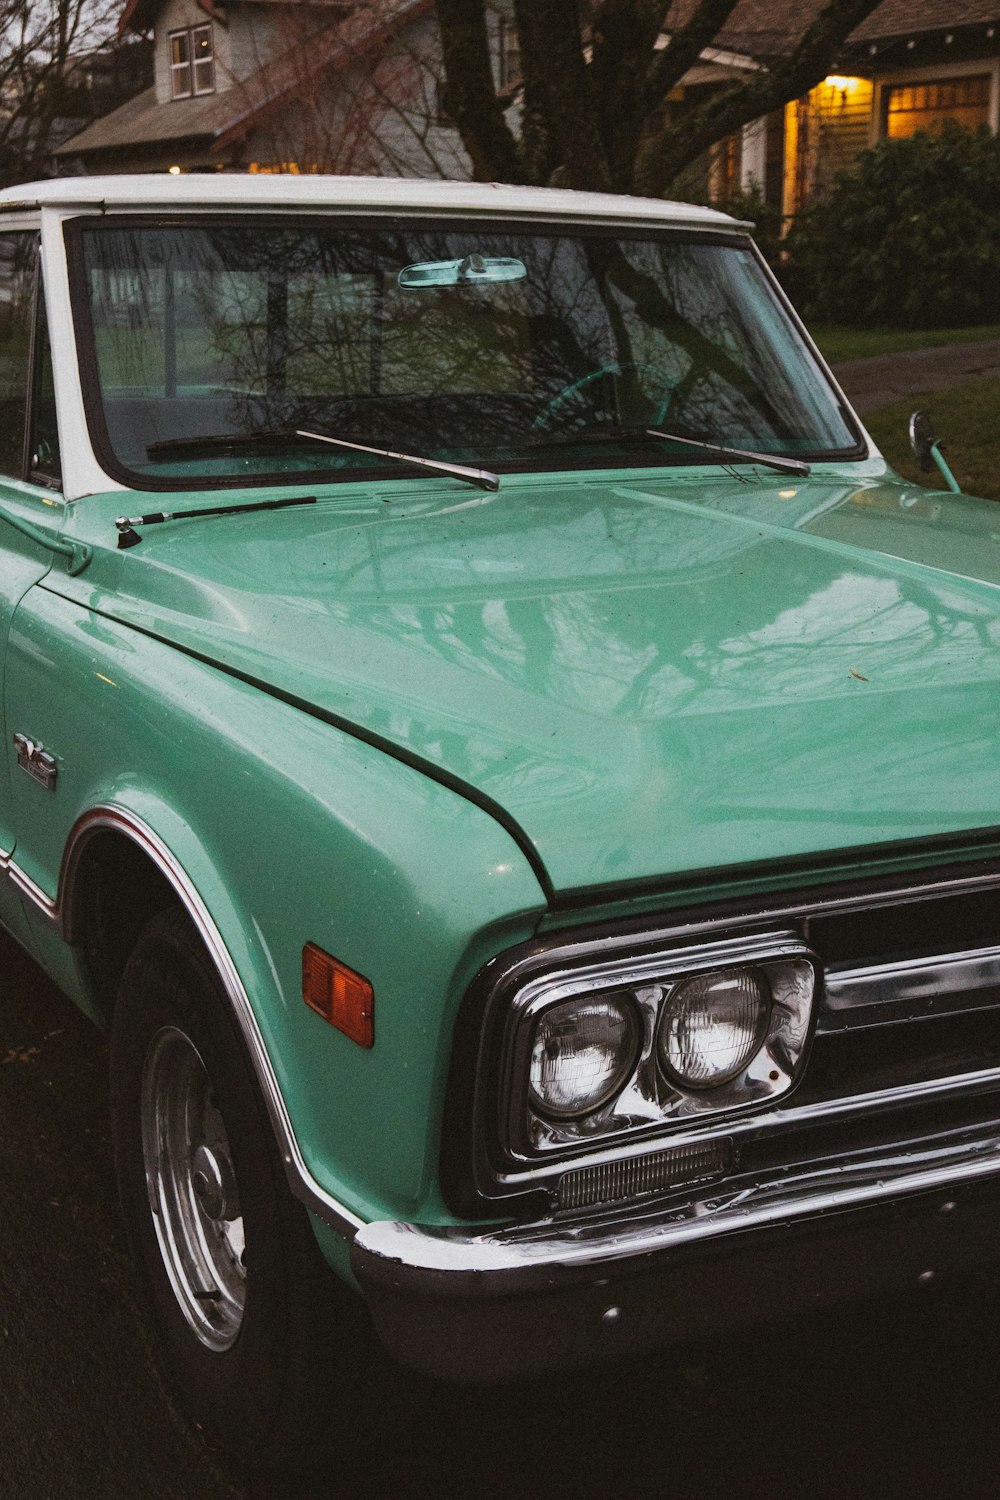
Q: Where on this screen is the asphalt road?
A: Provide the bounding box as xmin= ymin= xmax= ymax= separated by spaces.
xmin=5 ymin=926 xmax=1000 ymax=1500
xmin=832 ymin=339 xmax=1000 ymax=414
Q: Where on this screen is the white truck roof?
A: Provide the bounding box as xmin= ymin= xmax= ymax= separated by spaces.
xmin=0 ymin=173 xmax=746 ymax=232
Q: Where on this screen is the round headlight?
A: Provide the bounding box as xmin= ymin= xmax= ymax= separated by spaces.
xmin=529 ymin=995 xmax=641 ymax=1120
xmin=657 ymin=968 xmax=770 ymax=1090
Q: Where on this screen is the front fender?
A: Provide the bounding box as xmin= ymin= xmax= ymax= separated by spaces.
xmin=5 ymin=584 xmax=547 ymax=1227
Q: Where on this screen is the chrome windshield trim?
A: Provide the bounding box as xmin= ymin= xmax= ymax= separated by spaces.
xmin=21 ymin=805 xmax=365 ymax=1241
xmin=359 ymin=1122 xmax=1000 ymax=1274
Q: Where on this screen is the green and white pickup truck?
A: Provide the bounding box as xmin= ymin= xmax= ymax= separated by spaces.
xmin=1 ymin=172 xmax=998 ymax=1463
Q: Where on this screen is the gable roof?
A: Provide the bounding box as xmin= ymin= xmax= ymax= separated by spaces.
xmin=671 ymin=0 xmax=1000 ymax=62
xmin=58 ymin=0 xmax=433 ymax=159
xmin=117 ymin=0 xmax=351 ymax=37
xmin=850 ymin=0 xmax=1000 ymax=43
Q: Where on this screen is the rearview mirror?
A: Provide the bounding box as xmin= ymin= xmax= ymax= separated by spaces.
xmin=398 ymin=254 xmax=527 ymax=289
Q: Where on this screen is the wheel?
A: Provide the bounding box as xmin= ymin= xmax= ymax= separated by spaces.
xmin=532 ymin=360 xmax=675 ymax=434
xmin=110 ymin=908 xmax=371 ymax=1469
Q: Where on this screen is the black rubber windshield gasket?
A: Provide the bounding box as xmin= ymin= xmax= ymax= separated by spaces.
xmin=63 ymin=212 xmax=867 ymax=495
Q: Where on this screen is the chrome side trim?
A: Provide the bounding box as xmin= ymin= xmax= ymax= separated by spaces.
xmin=20 ymin=805 xmax=364 ymax=1240
xmin=10 ymin=858 xmax=57 ymax=919
xmin=357 ymin=1122 xmax=1000 ymax=1274
xmin=823 ymin=945 xmax=1000 ymax=1030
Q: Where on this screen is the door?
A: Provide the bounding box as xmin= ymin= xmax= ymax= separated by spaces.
xmin=0 ymin=229 xmax=64 ymax=928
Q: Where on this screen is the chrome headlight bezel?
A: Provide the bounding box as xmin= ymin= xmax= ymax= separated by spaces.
xmin=500 ymin=933 xmax=818 ymax=1161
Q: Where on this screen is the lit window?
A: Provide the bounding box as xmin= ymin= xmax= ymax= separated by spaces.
xmin=169 ymin=25 xmax=214 ymax=100
xmin=192 ymin=24 xmax=214 ymax=94
xmin=884 ymin=74 xmax=990 ymax=139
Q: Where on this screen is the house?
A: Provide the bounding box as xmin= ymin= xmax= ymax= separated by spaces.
xmin=53 ymin=0 xmax=1000 ymax=217
xmin=52 ymin=0 xmax=490 ymax=177
xmin=690 ymin=0 xmax=1000 ymax=217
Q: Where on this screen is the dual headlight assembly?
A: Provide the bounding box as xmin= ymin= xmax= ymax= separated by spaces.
xmin=501 ymin=935 xmax=817 ymax=1158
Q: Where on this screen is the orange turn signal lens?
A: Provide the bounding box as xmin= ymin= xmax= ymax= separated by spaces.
xmin=302 ymin=942 xmax=374 ymax=1048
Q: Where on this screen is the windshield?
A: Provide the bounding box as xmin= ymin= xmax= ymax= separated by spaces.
xmin=71 ymin=217 xmax=861 ymax=490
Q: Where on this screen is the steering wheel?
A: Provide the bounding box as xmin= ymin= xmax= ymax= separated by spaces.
xmin=532 ymin=361 xmax=675 ymax=434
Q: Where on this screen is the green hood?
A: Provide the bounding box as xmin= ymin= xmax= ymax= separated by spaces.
xmin=61 ymin=468 xmax=1000 ymax=899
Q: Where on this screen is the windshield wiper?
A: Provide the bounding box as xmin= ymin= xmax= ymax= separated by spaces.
xmin=530 ymin=423 xmax=811 ymax=477
xmin=147 ymin=431 xmax=308 ymax=459
xmin=645 ymin=428 xmax=811 ymax=477
xmin=295 ymin=429 xmax=499 ymax=492
xmin=147 ymin=428 xmax=500 ymax=493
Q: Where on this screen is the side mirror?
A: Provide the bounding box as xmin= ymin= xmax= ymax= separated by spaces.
xmin=908 ymin=409 xmax=961 ymax=494
xmin=908 ymin=410 xmax=937 ymax=473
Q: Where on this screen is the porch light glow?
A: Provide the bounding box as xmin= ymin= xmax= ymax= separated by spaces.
xmin=824 ymin=75 xmax=863 ymax=92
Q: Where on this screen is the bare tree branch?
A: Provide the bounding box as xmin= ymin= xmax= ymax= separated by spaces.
xmin=634 ymin=0 xmax=884 ymax=194
xmin=434 ymin=0 xmax=885 ymax=199
xmin=0 ymin=0 xmax=124 ymax=184
xmin=638 ymin=0 xmax=741 ymax=113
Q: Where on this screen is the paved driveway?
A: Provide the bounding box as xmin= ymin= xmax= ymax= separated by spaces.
xmin=832 ymin=339 xmax=1000 ymax=414
xmin=4 ymin=927 xmax=1000 ymax=1499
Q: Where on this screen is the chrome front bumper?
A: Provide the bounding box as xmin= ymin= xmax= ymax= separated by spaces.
xmin=351 ymin=1122 xmax=1000 ymax=1379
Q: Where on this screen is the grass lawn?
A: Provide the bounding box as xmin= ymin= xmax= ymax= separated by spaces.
xmin=810 ymin=323 xmax=1000 ymax=365
xmin=865 ymin=374 xmax=1000 ymax=501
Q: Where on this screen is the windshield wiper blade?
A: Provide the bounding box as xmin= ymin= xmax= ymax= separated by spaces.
xmin=295 ymin=429 xmax=499 ymax=493
xmin=645 ymin=428 xmax=811 ymax=477
xmin=147 ymin=431 xmax=305 ymax=459
xmin=147 ymin=428 xmax=501 ymax=492
xmin=529 ymin=424 xmax=811 ymax=476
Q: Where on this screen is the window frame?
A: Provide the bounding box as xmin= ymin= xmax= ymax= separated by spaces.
xmin=27 ymin=268 xmax=62 ymax=490
xmin=0 ymin=228 xmax=58 ymax=489
xmin=498 ymin=18 xmax=521 ymax=92
xmin=169 ymin=23 xmax=215 ymax=100
xmin=871 ymin=57 xmax=1000 ymax=145
xmin=63 ymin=210 xmax=868 ymax=495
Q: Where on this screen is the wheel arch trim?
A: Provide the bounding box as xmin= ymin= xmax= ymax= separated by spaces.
xmin=17 ymin=803 xmax=365 ymax=1240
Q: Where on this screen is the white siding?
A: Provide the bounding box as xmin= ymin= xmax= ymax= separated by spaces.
xmin=154 ymin=0 xmax=233 ymax=102
xmin=240 ymin=10 xmax=474 ymax=179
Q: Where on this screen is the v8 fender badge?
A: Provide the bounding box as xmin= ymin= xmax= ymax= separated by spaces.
xmin=13 ymin=733 xmax=58 ymax=791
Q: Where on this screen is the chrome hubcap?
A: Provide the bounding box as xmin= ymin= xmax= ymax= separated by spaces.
xmin=140 ymin=1026 xmax=247 ymax=1351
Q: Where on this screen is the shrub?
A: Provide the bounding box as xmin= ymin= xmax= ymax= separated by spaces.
xmin=787 ymin=123 xmax=1000 ymax=328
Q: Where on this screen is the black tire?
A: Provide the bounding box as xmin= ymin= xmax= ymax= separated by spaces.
xmin=110 ymin=907 xmax=373 ymax=1470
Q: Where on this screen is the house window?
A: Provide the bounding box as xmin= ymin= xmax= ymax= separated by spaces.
xmin=884 ymin=74 xmax=990 ymax=139
xmin=498 ymin=19 xmax=521 ymax=90
xmin=169 ymin=24 xmax=214 ymax=99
